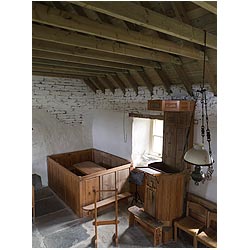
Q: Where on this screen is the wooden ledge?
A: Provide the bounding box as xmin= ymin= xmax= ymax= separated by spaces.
xmin=83 ymin=192 xmax=132 ymax=211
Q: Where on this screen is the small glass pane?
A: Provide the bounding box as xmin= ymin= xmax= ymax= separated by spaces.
xmin=153 ymin=120 xmax=163 ymax=136
xmin=152 ymin=136 xmax=163 ymax=155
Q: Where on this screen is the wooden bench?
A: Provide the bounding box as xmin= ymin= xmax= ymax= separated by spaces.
xmin=83 ymin=192 xmax=132 ymax=217
xmin=194 ymin=211 xmax=217 ymax=248
xmin=174 ymin=201 xmax=208 ymax=247
xmin=128 ymin=205 xmax=164 ymax=247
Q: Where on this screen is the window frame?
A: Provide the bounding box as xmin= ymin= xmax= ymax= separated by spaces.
xmin=149 ymin=119 xmax=163 ymax=157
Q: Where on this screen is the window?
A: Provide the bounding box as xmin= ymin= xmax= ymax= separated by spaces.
xmin=150 ymin=119 xmax=163 ymax=157
xmin=131 ymin=117 xmax=163 ymax=167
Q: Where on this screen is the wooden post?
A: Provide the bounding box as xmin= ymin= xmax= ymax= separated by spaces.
xmin=94 ymin=190 xmax=98 ymax=248
xmin=115 ymin=188 xmax=118 ymax=246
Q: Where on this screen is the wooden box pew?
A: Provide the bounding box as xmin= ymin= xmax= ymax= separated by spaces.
xmin=47 ymin=148 xmax=132 ymax=217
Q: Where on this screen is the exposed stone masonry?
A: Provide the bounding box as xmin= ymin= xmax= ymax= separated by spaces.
xmin=32 ymin=76 xmax=217 ymax=126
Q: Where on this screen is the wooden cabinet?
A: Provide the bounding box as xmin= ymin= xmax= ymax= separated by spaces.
xmin=142 ymin=170 xmax=185 ymax=226
xmin=144 ymin=174 xmax=157 ymax=217
xmin=148 ymin=100 xmax=195 ymax=112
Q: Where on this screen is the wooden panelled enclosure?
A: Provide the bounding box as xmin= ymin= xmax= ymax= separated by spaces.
xmin=47 ymin=148 xmax=131 ymax=217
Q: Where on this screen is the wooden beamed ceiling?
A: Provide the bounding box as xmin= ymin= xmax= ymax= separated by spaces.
xmin=32 ymin=1 xmax=217 ymax=96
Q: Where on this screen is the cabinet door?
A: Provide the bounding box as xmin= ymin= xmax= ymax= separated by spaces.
xmin=144 ymin=186 xmax=156 ymax=217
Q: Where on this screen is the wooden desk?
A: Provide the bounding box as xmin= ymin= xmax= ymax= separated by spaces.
xmin=73 ymin=161 xmax=106 ymax=175
xmin=136 ymin=167 xmax=162 ymax=176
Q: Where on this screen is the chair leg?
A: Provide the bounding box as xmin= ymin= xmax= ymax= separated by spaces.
xmin=174 ymin=224 xmax=178 ymax=242
xmin=33 ymin=206 xmax=35 ymax=223
xmin=193 ymin=236 xmax=198 ymax=248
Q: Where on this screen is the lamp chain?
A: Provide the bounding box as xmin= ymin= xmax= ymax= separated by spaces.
xmin=202 ymin=30 xmax=214 ymax=181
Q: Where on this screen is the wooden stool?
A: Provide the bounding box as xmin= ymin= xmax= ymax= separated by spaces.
xmin=93 ymin=189 xmax=119 ymax=248
xmin=128 ymin=205 xmax=163 ymax=247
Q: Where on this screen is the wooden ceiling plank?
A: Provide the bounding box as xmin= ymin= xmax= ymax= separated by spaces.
xmin=83 ymin=78 xmax=98 ymax=93
xmin=137 ymin=71 xmax=154 ymax=95
xmin=32 ymin=49 xmax=142 ymax=70
xmin=72 ymin=1 xmax=216 ymax=49
xmin=32 ymin=71 xmax=88 ymax=81
xmin=32 ymin=66 xmax=106 ymax=77
xmin=32 ymin=38 xmax=158 ymax=69
xmin=172 ymin=2 xmax=217 ymax=95
xmin=98 ymin=76 xmax=115 ymax=94
xmin=32 ymin=63 xmax=109 ymax=76
xmin=109 ymin=74 xmax=126 ymax=95
xmin=192 ymin=1 xmax=217 ymax=15
xmin=88 ymin=77 xmax=105 ymax=94
xmin=89 ymin=77 xmax=105 ymax=94
xmin=186 ymin=6 xmax=208 ymax=20
xmin=32 ymin=3 xmax=205 ymax=60
xmin=32 ymin=57 xmax=126 ymax=73
xmin=32 ymin=23 xmax=181 ymax=64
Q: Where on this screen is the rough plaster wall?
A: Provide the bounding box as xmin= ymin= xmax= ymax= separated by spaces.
xmin=32 ymin=76 xmax=217 ymax=202
xmin=32 ymin=109 xmax=92 ymax=186
xmin=131 ymin=118 xmax=151 ymax=165
xmin=92 ymin=110 xmax=132 ymax=160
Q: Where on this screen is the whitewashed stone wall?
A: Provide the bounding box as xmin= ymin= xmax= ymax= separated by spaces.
xmin=32 ymin=76 xmax=217 ymax=201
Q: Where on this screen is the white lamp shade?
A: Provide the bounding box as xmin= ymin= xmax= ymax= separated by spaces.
xmin=184 ymin=143 xmax=213 ymax=166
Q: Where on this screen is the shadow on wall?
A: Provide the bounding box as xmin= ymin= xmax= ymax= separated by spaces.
xmin=32 ymin=109 xmax=93 ymax=186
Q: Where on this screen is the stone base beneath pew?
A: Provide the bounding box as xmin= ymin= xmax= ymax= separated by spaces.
xmin=128 ymin=205 xmax=164 ymax=247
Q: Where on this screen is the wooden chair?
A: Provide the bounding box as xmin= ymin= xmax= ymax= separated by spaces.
xmin=93 ymin=189 xmax=119 ymax=248
xmin=32 ymin=185 xmax=35 ymax=222
xmin=174 ymin=201 xmax=208 ymax=247
xmin=194 ymin=211 xmax=217 ymax=248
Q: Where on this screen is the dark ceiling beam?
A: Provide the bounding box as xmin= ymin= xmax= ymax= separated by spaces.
xmin=32 ymin=58 xmax=127 ymax=74
xmin=32 ymin=66 xmax=106 ymax=77
xmin=32 ymin=38 xmax=159 ymax=69
xmin=33 ymin=71 xmax=73 ymax=79
xmin=120 ymin=73 xmax=138 ymax=95
xmin=32 ymin=3 xmax=204 ymax=60
xmin=83 ymin=78 xmax=98 ymax=93
xmin=137 ymin=71 xmax=154 ymax=95
xmin=109 ymin=74 xmax=126 ymax=95
xmin=32 ymin=50 xmax=142 ymax=71
xmin=154 ymin=68 xmax=172 ymax=94
xmin=192 ymin=1 xmax=217 ymax=15
xmin=32 ymin=63 xmax=109 ymax=76
xmin=32 ymin=23 xmax=181 ymax=65
xmin=172 ymin=2 xmax=217 ymax=95
xmin=174 ymin=65 xmax=193 ymax=96
xmin=98 ymin=76 xmax=115 ymax=94
xmin=89 ymin=77 xmax=105 ymax=94
xmin=72 ymin=1 xmax=216 ymax=49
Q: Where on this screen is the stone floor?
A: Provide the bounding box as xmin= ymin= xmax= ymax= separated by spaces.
xmin=32 ymin=187 xmax=195 ymax=248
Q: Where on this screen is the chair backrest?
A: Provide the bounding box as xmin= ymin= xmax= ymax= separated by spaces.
xmin=207 ymin=211 xmax=217 ymax=229
xmin=186 ymin=201 xmax=208 ymax=225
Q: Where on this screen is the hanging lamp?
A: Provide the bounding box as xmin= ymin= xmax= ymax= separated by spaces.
xmin=183 ymin=30 xmax=215 ymax=185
